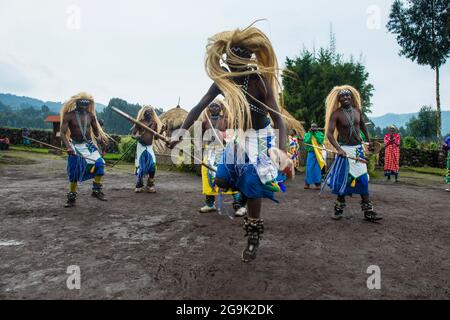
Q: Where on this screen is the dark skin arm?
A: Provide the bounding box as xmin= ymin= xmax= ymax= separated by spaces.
xmin=359 ymin=110 xmax=373 ymax=150
xmin=90 ymin=112 xmax=100 ymax=138
xmin=326 ymin=111 xmax=346 ymax=157
xmin=60 ymin=114 xmax=75 ymax=155
xmin=263 ymin=77 xmax=286 ymax=149
xmin=132 ymin=121 xmax=158 ymax=145
xmin=168 ymin=83 xmax=221 ymax=148
xmin=89 ymin=112 xmax=107 ymax=153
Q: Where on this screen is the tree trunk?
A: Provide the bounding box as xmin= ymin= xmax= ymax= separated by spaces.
xmin=436 ymin=66 xmax=441 ymax=142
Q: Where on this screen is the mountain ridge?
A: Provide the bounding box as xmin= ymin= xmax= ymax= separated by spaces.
xmin=369 ymin=111 xmax=449 ymax=135
xmin=0 ymin=93 xmax=107 ymax=113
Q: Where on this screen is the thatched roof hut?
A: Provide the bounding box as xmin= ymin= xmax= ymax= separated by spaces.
xmin=159 ymin=105 xmax=188 ymax=131
xmin=154 ymin=105 xmax=188 ymax=154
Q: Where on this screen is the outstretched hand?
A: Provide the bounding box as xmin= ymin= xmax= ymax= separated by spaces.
xmin=269 ymin=148 xmax=295 ymax=179
xmin=167 ymin=136 xmax=182 ymax=149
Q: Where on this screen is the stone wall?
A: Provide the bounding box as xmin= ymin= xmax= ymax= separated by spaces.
xmin=0 ymin=127 xmax=121 ymax=153
xmin=0 ymin=127 xmax=53 ymax=145
xmin=378 ymin=147 xmax=446 ymax=168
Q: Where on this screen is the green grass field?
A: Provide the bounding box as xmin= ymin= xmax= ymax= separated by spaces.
xmin=2 ymin=146 xmax=447 ymax=188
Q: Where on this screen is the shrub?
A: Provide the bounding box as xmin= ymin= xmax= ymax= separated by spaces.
xmin=118 ymin=135 xmax=137 ymax=162
xmin=403 ymin=136 xmax=419 ymax=149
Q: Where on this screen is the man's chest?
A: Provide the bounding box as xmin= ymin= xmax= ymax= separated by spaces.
xmin=337 ymin=110 xmax=360 ymax=127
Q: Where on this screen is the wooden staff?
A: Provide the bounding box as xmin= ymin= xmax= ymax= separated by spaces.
xmin=111 ymin=106 xmax=216 ymax=172
xmin=22 ymin=135 xmax=108 ymax=164
xmin=304 ymin=143 xmax=368 ymax=164
xmin=109 ymin=140 xmax=137 ymax=168
xmin=111 ymin=107 xmax=169 ymax=142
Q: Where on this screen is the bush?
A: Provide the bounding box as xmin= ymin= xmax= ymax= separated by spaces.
xmin=367 ymin=154 xmax=378 ymax=178
xmin=428 ymin=142 xmax=438 ymax=151
xmin=174 ymin=143 xmax=196 ymax=173
xmin=118 ymin=135 xmax=137 ymax=162
xmin=403 ymin=136 xmax=419 ymax=149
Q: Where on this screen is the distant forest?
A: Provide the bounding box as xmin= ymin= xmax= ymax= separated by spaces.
xmin=0 ymin=96 xmax=163 ymax=135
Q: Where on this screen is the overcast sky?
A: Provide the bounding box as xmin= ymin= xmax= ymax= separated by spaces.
xmin=0 ymin=0 xmax=449 ymax=116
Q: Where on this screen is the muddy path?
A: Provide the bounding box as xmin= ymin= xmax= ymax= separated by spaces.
xmin=0 ymin=152 xmax=449 ymax=299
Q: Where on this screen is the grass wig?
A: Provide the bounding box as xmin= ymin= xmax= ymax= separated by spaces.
xmin=324 ymin=85 xmax=362 ymax=139
xmin=60 ymin=92 xmax=109 ymax=146
xmin=205 ymin=22 xmax=282 ymax=131
xmin=136 ymin=105 xmax=162 ymax=133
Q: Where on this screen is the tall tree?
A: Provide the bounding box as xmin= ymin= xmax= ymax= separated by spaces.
xmin=98 ymin=98 xmax=142 ymax=135
xmin=387 ymin=0 xmax=450 ymax=141
xmin=405 ymin=105 xmax=439 ymax=141
xmin=282 ymin=47 xmax=374 ymax=129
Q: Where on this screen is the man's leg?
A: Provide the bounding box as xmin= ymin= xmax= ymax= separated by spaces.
xmin=146 ymin=168 xmax=156 ymax=193
xmin=216 ymin=176 xmax=262 ymax=262
xmin=232 ymin=192 xmax=247 ymax=217
xmin=241 ymin=198 xmax=263 ymax=263
xmin=135 ymin=175 xmax=144 ymax=193
xmin=332 ymin=195 xmax=346 ymax=220
xmin=394 ymin=171 xmax=399 ymax=182
xmin=200 ymin=195 xmax=217 ymax=213
xmin=92 ymin=175 xmax=107 ymax=201
xmin=65 ymin=181 xmax=77 ymax=208
xmin=361 ymin=194 xmax=382 ymax=221
xmin=385 ymin=170 xmax=391 ymax=180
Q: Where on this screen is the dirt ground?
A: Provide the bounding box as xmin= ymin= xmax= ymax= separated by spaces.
xmin=0 ymin=150 xmax=449 ymax=299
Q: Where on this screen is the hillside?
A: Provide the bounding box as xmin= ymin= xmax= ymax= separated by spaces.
xmin=369 ymin=111 xmax=450 ymax=135
xmin=0 ymin=93 xmax=107 ymax=113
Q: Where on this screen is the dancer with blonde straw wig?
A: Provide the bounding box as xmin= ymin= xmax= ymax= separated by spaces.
xmin=131 ymin=105 xmax=162 ymax=193
xmin=169 ymin=22 xmax=293 ymax=262
xmin=60 ymin=92 xmax=109 ymax=207
xmin=323 ymin=85 xmax=382 ymax=222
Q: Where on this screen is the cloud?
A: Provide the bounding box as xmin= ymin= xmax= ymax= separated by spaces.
xmin=0 ymin=61 xmax=34 ymax=92
xmin=0 ymin=0 xmax=448 ymax=114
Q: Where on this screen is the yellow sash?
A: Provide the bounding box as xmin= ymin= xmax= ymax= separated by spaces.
xmin=311 ymin=136 xmax=326 ymax=169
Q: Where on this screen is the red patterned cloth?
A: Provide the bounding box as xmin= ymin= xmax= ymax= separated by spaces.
xmin=384 ymin=133 xmax=400 ymax=172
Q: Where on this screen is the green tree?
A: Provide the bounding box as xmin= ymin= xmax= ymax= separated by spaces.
xmin=282 ymin=45 xmax=374 ymax=129
xmin=99 ymin=98 xmax=142 ymax=135
xmin=399 ymin=126 xmax=408 ymax=137
xmin=405 ymin=105 xmax=439 ymax=141
xmin=374 ymin=126 xmax=383 ymax=138
xmin=41 ymin=105 xmax=50 ymax=113
xmin=387 ymin=0 xmax=450 ymax=140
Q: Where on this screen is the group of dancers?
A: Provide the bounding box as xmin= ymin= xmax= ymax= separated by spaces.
xmin=59 ymin=24 xmax=385 ymax=262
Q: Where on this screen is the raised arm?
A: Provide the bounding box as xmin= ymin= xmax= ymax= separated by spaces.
xmin=151 ymin=121 xmax=158 ymax=141
xmin=168 ymin=83 xmax=221 ymax=148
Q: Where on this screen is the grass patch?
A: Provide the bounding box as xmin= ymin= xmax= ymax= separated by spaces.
xmin=103 ymin=153 xmax=123 ymax=162
xmin=402 ymin=166 xmax=446 ymax=176
xmin=10 ymin=145 xmax=50 ymax=154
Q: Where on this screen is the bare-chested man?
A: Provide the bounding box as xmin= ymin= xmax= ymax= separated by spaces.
xmin=131 ymin=105 xmax=161 ymax=193
xmin=60 ymin=92 xmax=109 ymax=207
xmin=324 ymin=86 xmax=382 ymax=222
xmin=199 ymin=100 xmax=247 ymax=217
